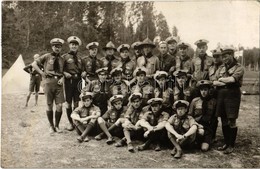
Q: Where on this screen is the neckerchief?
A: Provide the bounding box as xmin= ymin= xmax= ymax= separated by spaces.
xmin=52 ymin=52 xmax=60 ymax=73
xmin=199 ymin=54 xmax=207 ymax=71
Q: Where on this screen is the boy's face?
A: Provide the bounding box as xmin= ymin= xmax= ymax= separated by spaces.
xmin=137 ymin=74 xmax=145 ymax=83
xmin=157 ymin=77 xmax=166 ymax=87
xmin=151 ymin=103 xmax=161 ymax=113
xmin=120 ymin=49 xmax=129 ymax=59
xmin=132 ymin=98 xmax=142 ymax=109
xmin=82 ymin=98 xmax=92 ymax=107
xmin=176 ymin=107 xmax=187 ymax=117
xmin=69 ymin=42 xmax=79 ymax=52
xmin=112 ymin=100 xmax=123 ymax=110
xmin=106 ymin=49 xmax=114 ymax=55
xmin=52 ymin=44 xmax=62 ymax=54
xmin=89 ymin=48 xmax=98 ymax=57
xmin=159 ymin=44 xmax=168 ymax=55
xmin=176 ymin=75 xmax=187 ymax=86
xmin=197 ymin=45 xmax=208 ymax=56
xmin=98 ymin=73 xmax=107 ymax=82
xmin=213 ymin=54 xmax=222 ymax=64
xmin=113 ymin=74 xmax=122 ymax=82
xmin=168 ymin=41 xmax=177 ymax=52
xmin=200 ymin=87 xmax=209 ymax=98
xmin=222 ymin=53 xmax=233 ymax=65
xmin=143 ymin=45 xmax=152 ymax=55
xmin=179 ymin=47 xmax=187 ymax=56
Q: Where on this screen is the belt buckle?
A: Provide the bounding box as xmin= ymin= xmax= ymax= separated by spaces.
xmin=35 ymin=74 xmax=39 ymax=77
xmin=75 ymin=74 xmax=78 ymax=78
xmin=54 ymin=76 xmax=58 ymax=79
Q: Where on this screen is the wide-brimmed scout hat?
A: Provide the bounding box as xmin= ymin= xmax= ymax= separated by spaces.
xmin=139 ymin=38 xmax=156 ymax=48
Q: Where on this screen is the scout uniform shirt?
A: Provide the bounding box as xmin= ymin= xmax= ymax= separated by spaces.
xmin=158 ymin=53 xmax=176 ymax=73
xmin=136 ymin=54 xmax=160 ymax=76
xmin=124 ymin=106 xmax=145 ymax=125
xmin=72 ymin=104 xmax=101 ymax=120
xmin=188 ymin=97 xmax=217 ymax=122
xmin=173 ymin=83 xmax=194 ymax=103
xmin=168 ymin=114 xmax=198 ymax=135
xmin=191 ymin=54 xmax=213 ymax=81
xmin=82 ymin=55 xmax=103 ymax=80
xmin=62 ymin=52 xmax=83 ymax=76
xmin=130 ymin=81 xmax=154 ymax=105
xmin=36 ymin=52 xmax=64 ymax=83
xmin=215 ymin=61 xmax=244 ymax=87
xmin=141 ymin=110 xmax=169 ymax=126
xmin=208 ymin=64 xmax=221 ymax=81
xmin=121 ymin=58 xmax=136 ymax=81
xmin=100 ymin=55 xmax=121 ymax=73
xmin=175 ymin=55 xmax=192 ymax=73
xmin=154 ymin=86 xmax=174 ymax=108
xmin=102 ymin=106 xmax=127 ymax=125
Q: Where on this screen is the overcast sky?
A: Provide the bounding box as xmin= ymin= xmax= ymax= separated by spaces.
xmin=154 ymin=1 xmax=259 ymax=51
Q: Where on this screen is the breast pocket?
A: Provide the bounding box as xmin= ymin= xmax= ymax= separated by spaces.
xmin=46 ymin=59 xmax=54 ymax=71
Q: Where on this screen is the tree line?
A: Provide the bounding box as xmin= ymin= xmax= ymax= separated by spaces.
xmin=2 ymin=1 xmax=176 ymax=68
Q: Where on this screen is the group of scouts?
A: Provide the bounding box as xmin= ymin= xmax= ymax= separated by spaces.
xmin=26 ymin=35 xmax=244 ymax=159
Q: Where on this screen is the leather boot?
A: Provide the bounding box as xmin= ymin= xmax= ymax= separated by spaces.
xmin=137 ymin=139 xmax=151 ymax=151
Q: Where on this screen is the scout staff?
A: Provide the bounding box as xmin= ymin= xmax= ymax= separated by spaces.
xmin=32 ymin=38 xmax=65 ymax=134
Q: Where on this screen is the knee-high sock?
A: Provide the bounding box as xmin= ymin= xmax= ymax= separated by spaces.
xmin=66 ymin=108 xmax=73 ymax=124
xmin=46 ymin=111 xmax=54 ymax=127
xmin=229 ymin=127 xmax=238 ymax=147
xmin=55 ymin=111 xmax=62 ymax=128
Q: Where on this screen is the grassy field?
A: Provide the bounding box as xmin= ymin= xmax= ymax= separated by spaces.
xmin=1 ymin=93 xmax=260 ymax=168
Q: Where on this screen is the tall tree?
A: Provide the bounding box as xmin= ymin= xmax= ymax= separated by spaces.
xmin=155 ymin=12 xmax=171 ymax=40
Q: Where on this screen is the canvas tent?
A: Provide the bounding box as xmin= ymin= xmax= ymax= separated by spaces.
xmin=2 ymin=55 xmax=44 ymax=94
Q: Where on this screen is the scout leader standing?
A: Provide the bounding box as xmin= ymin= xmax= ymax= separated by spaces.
xmin=32 ymin=38 xmax=65 ymax=134
xmin=62 ymin=36 xmax=83 ymax=131
xmin=165 ymin=100 xmax=198 ymax=159
xmin=117 ymin=44 xmax=136 ymax=82
xmin=101 ymin=41 xmax=121 ymax=73
xmin=82 ymin=42 xmax=103 ymax=82
xmin=191 ymin=39 xmax=213 ymax=84
xmin=71 ymin=90 xmax=101 ymax=143
xmin=165 ymin=36 xmax=178 ymax=60
xmin=136 ymin=38 xmax=160 ymax=78
xmin=157 ymin=41 xmax=176 ymax=74
xmin=213 ymin=46 xmax=244 ymax=154
xmin=24 ymin=54 xmax=43 ymax=107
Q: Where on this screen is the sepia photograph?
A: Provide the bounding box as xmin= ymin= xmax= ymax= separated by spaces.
xmin=1 ymin=0 xmax=260 ymax=168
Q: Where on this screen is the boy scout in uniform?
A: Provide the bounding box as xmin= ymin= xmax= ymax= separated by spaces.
xmin=137 ymin=38 xmax=160 ymax=78
xmin=101 ymin=41 xmax=121 ymax=73
xmin=24 ymin=54 xmax=42 ymax=107
xmin=191 ymin=39 xmax=213 ymax=83
xmin=114 ymin=93 xmax=145 ymax=152
xmin=82 ymin=42 xmax=103 ymax=81
xmin=173 ymin=70 xmax=195 ymax=103
xmin=189 ymin=80 xmax=217 ymax=151
xmin=165 ymin=100 xmax=198 ymax=159
xmin=157 ymin=41 xmax=176 ymax=74
xmin=95 ymin=95 xmax=126 ymax=144
xmin=32 ymin=38 xmax=65 ymax=134
xmin=131 ymin=41 xmax=142 ymax=61
xmin=154 ymin=71 xmax=174 ymax=115
xmin=117 ymin=44 xmax=136 ymax=82
xmin=137 ymin=98 xmax=169 ymax=151
xmin=165 ymin=36 xmax=178 ymax=60
xmin=175 ymin=42 xmax=192 ymax=73
xmin=109 ymin=67 xmax=130 ymax=106
xmin=86 ymin=67 xmax=111 ymax=115
xmin=130 ymin=68 xmax=154 ymax=106
xmin=62 ymin=36 xmax=83 ymax=131
xmin=213 ymin=46 xmax=244 ymax=154
xmin=71 ymin=90 xmax=101 ymax=142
